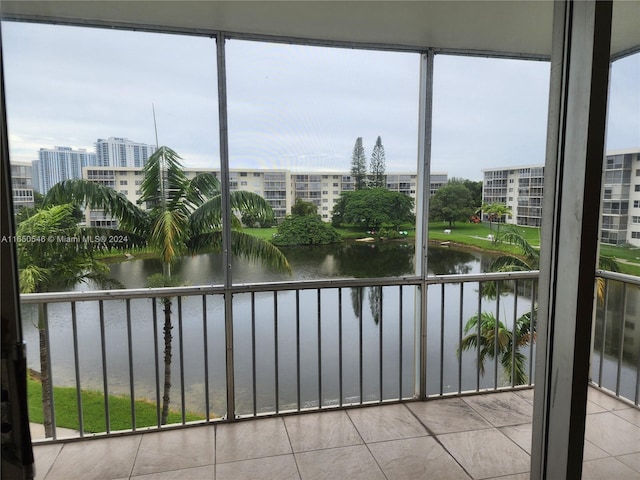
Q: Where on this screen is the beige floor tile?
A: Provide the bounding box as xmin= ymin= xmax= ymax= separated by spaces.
xmin=613 ymin=407 xmax=640 ymax=427
xmin=216 ymin=455 xmax=300 ymax=480
xmin=463 ymin=392 xmax=532 ymax=427
xmin=513 ymin=388 xmax=535 ymax=404
xmin=295 ymin=445 xmax=385 ymax=480
xmin=498 ymin=423 xmax=607 ymax=462
xmin=216 ymin=417 xmax=291 ymax=463
xmin=368 ymin=436 xmax=471 ymax=480
xmin=32 ymin=443 xmax=62 ymax=480
xmin=582 ymin=457 xmax=639 ymax=480
xmin=438 ymin=428 xmax=530 ymax=479
xmin=407 ymin=397 xmax=492 ymax=434
xmin=499 ymin=423 xmax=532 ymax=454
xmin=284 ymin=410 xmax=362 ymax=452
xmin=583 ymin=440 xmax=609 ymax=461
xmin=587 ymin=400 xmax=607 ymax=414
xmin=131 ymin=425 xmax=215 ymax=476
xmin=130 ymin=464 xmax=215 ymax=479
xmin=616 ymin=453 xmax=640 ymax=473
xmin=44 ymin=435 xmax=141 ymax=480
xmin=585 ymin=412 xmax=640 ymax=456
xmin=346 ymin=404 xmax=427 ymax=443
xmin=588 ymin=388 xmax=632 ymax=411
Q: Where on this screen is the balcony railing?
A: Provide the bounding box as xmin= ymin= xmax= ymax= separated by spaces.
xmin=19 ymin=270 xmax=639 ymax=442
xmin=590 ymin=270 xmax=640 ymax=405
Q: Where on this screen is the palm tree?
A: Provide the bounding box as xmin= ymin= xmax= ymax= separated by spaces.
xmin=491 ymin=204 xmax=513 ymax=235
xmin=17 ymin=204 xmax=126 ymax=437
xmin=458 ymin=310 xmax=535 ymax=385
xmin=459 ymin=226 xmax=618 ymax=385
xmin=477 ymin=202 xmax=513 ymax=236
xmin=46 ymin=146 xmax=290 ymax=424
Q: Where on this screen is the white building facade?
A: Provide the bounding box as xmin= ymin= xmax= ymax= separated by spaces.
xmin=82 ymin=166 xmax=447 ymax=226
xmin=95 ymin=137 xmax=156 ymax=168
xmin=10 ymin=161 xmax=34 ymax=212
xmin=482 ymin=148 xmax=640 ymax=246
xmin=32 ymin=146 xmax=97 ymax=194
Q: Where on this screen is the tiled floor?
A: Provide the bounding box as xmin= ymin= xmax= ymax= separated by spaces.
xmin=32 ymin=387 xmax=640 ymax=480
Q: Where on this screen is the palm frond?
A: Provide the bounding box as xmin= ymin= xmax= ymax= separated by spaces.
xmin=494 ymin=228 xmax=539 ymax=265
xmin=189 ymin=196 xmax=223 ymax=231
xmin=598 ymin=255 xmax=620 ymax=273
xmin=44 ymin=180 xmax=146 ymax=233
xmin=186 ymin=230 xmax=291 ymax=274
xmin=150 ymin=208 xmax=189 ymax=264
xmin=488 ymin=255 xmax=534 ymax=272
xmin=185 ymin=172 xmax=222 ymax=207
xmin=19 ymin=265 xmax=49 ymax=294
xmin=140 ymin=146 xmax=190 ymax=209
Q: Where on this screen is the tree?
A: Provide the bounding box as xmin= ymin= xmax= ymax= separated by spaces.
xmin=458 ymin=311 xmax=534 ymax=385
xmin=46 ymin=146 xmax=290 ymax=424
xmin=291 ymin=198 xmax=318 ymax=216
xmin=331 ymin=188 xmax=413 ymax=230
xmin=240 ymin=205 xmax=275 ymax=228
xmin=369 ymin=136 xmax=386 ymax=188
xmin=478 ymin=202 xmax=513 ymax=235
xmin=17 ymin=204 xmax=126 ymax=437
xmin=458 ymin=227 xmax=619 ymax=384
xmin=272 ymin=215 xmax=341 ymax=246
xmin=350 ymin=137 xmax=367 ymax=190
xmin=429 ymin=182 xmax=473 ymax=227
xmin=461 ymin=179 xmax=482 ymax=211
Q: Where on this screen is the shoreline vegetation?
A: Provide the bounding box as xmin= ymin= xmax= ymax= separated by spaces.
xmin=96 ymin=221 xmax=640 ymax=276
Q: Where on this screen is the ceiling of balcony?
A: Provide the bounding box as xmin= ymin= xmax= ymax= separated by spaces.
xmin=1 ymin=1 xmax=638 ymax=59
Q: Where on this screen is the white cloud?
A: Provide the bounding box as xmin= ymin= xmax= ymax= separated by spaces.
xmin=2 ymin=21 xmax=638 ymax=180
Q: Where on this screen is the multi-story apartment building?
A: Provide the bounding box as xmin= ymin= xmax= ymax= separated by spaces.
xmin=10 ymin=161 xmax=35 ymax=213
xmin=482 ymin=148 xmax=640 ymax=246
xmin=95 ymin=137 xmax=156 ymax=168
xmin=32 ymin=146 xmax=97 ymax=194
xmin=82 ymin=166 xmax=447 ymax=226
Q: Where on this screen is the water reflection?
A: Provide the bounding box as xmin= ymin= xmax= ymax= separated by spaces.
xmin=106 ymin=242 xmax=484 ymax=288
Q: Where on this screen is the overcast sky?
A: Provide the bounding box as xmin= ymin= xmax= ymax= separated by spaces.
xmin=2 ymin=21 xmax=638 ymax=180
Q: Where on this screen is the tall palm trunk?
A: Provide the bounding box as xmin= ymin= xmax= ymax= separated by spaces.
xmin=38 ymin=303 xmax=53 ymax=437
xmin=160 ymin=297 xmax=173 ymax=425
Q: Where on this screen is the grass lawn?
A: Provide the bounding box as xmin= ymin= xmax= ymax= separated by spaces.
xmin=427 ymin=222 xmax=541 ymax=256
xmin=28 ymin=377 xmax=205 ymax=433
xmin=102 ymin=222 xmax=639 ymax=276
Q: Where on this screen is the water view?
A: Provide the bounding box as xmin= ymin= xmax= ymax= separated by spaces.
xmin=20 ymin=242 xmax=636 ymax=419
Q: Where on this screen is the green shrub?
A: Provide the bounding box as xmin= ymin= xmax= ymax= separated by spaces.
xmin=272 ymin=215 xmax=341 ymax=246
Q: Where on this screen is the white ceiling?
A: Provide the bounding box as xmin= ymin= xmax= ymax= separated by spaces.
xmin=1 ymin=1 xmax=639 ymax=59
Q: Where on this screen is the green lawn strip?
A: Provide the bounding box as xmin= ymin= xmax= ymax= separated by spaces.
xmin=28 ymin=377 xmax=204 ymax=433
xmin=427 ymin=222 xmax=538 ymax=256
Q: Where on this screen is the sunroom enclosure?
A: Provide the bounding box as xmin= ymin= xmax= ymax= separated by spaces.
xmin=2 ymin=2 xmax=640 ymax=480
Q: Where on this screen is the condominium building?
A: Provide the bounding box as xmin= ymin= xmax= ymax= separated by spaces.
xmin=32 ymin=146 xmax=97 ymax=194
xmin=10 ymin=161 xmax=34 ymax=212
xmin=482 ymin=148 xmax=640 ymax=246
xmin=82 ymin=166 xmax=447 ymax=226
xmin=95 ymin=137 xmax=156 ymax=168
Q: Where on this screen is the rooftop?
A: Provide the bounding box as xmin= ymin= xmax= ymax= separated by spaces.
xmin=32 ymin=386 xmax=640 ymax=480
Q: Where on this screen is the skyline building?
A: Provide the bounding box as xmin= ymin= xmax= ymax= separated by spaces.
xmin=95 ymin=137 xmax=156 ymax=168
xmin=32 ymin=146 xmax=97 ymax=194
